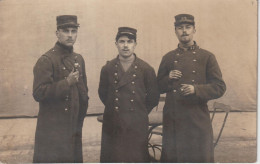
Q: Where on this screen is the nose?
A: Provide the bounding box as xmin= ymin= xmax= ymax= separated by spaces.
xmin=123 ymin=42 xmax=128 ymax=47
xmin=68 ymin=31 xmax=72 ymax=37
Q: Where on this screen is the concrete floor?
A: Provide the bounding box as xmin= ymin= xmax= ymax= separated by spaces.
xmin=0 ymin=112 xmax=256 ymax=163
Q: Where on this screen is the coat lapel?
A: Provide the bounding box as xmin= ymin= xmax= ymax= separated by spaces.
xmin=116 ymin=56 xmax=138 ymax=89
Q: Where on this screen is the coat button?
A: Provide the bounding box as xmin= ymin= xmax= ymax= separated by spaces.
xmin=132 ymin=81 xmax=135 ymax=85
xmin=64 ymin=76 xmax=67 ymax=79
xmin=114 ymin=80 xmax=118 ymax=84
xmin=192 ymin=51 xmax=196 ymax=54
xmin=192 ymin=80 xmax=195 ymax=83
xmin=192 ymin=70 xmax=196 ymax=73
xmin=130 ymin=99 xmax=134 ymax=102
xmin=65 ymin=108 xmax=68 ymax=111
xmin=134 ymin=65 xmax=138 ymax=69
xmin=130 ymin=108 xmax=134 ymax=111
xmin=114 ymin=73 xmax=117 ymax=76
xmin=115 ymin=98 xmax=119 ymax=101
xmin=115 ymin=90 xmax=118 ymax=93
xmin=115 ymin=106 xmax=119 ymax=111
xmin=193 ymin=59 xmax=197 ymax=62
xmin=174 ymin=60 xmax=178 ymax=63
xmin=115 ymin=64 xmax=118 ymax=67
xmin=132 ymin=91 xmax=135 ymax=94
xmin=173 ymin=89 xmax=177 ymax=93
xmin=133 ymin=74 xmax=136 ymax=77
xmin=63 ymin=67 xmax=66 ymax=70
xmin=176 ymin=53 xmax=180 ymax=56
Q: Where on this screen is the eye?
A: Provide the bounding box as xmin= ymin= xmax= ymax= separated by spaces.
xmin=63 ymin=29 xmax=69 ymax=33
xmin=128 ymin=40 xmax=134 ymax=43
xmin=177 ymin=26 xmax=182 ymax=30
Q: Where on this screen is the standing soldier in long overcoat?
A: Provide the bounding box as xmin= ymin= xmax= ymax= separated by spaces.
xmin=157 ymin=14 xmax=226 ymax=163
xmin=33 ymin=15 xmax=89 ymax=163
xmin=98 ymin=27 xmax=160 ymax=162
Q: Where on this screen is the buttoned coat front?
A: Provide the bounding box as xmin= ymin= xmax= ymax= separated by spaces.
xmin=98 ymin=55 xmax=159 ymax=162
xmin=157 ymin=44 xmax=226 ymax=163
xmin=33 ymin=43 xmax=89 ymax=163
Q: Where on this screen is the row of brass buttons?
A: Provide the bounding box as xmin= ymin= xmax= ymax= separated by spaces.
xmin=113 ymin=63 xmax=137 ymax=112
xmin=173 ymin=51 xmax=197 ymax=93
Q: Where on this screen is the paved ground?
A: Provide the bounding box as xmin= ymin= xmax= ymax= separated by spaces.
xmin=0 ymin=112 xmax=256 ymax=163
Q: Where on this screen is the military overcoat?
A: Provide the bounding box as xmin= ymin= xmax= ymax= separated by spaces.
xmin=157 ymin=43 xmax=226 ymax=163
xmin=98 ymin=55 xmax=159 ymax=162
xmin=33 ymin=42 xmax=89 ymax=163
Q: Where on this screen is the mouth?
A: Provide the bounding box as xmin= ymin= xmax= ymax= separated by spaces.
xmin=122 ymin=49 xmax=129 ymax=52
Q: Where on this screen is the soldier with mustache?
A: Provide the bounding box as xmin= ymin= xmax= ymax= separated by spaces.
xmin=33 ymin=15 xmax=89 ymax=163
xmin=157 ymin=14 xmax=226 ymax=162
xmin=98 ymin=27 xmax=160 ymax=162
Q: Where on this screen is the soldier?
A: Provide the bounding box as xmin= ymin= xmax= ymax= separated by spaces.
xmin=98 ymin=27 xmax=160 ymax=162
xmin=33 ymin=15 xmax=89 ymax=162
xmin=157 ymin=14 xmax=226 ymax=162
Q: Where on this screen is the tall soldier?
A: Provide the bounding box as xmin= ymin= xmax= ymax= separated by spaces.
xmin=98 ymin=27 xmax=159 ymax=162
xmin=157 ymin=14 xmax=226 ymax=162
xmin=33 ymin=15 xmax=89 ymax=162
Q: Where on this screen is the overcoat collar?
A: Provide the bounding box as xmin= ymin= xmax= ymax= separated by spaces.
xmin=53 ymin=42 xmax=78 ymax=72
xmin=53 ymin=42 xmax=74 ymax=57
xmin=114 ymin=54 xmax=139 ymax=89
xmin=177 ymin=41 xmax=199 ymax=52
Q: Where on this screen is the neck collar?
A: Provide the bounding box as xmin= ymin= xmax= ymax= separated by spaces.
xmin=56 ymin=41 xmax=74 ymax=53
xmin=178 ymin=41 xmax=198 ymax=51
xmin=118 ymin=53 xmax=136 ymax=63
xmin=117 ymin=53 xmax=136 ymax=63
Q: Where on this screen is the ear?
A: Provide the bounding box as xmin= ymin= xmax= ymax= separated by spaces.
xmin=115 ymin=41 xmax=118 ymax=46
xmin=174 ymin=27 xmax=177 ymax=34
xmin=56 ymin=30 xmax=59 ymax=37
xmin=193 ymin=27 xmax=196 ymax=33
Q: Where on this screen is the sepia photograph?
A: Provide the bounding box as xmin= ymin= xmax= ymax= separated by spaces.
xmin=0 ymin=0 xmax=257 ymax=163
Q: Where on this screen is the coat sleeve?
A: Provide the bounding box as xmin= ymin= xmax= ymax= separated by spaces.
xmin=79 ymin=56 xmax=89 ymax=106
xmin=98 ymin=65 xmax=109 ymax=105
xmin=194 ymin=54 xmax=226 ymax=101
xmin=33 ymin=55 xmax=70 ymax=102
xmin=157 ymin=56 xmax=174 ymax=93
xmin=78 ymin=56 xmax=89 ymax=124
xmin=144 ymin=67 xmax=160 ymax=113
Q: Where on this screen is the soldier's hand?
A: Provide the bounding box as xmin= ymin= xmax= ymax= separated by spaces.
xmin=66 ymin=69 xmax=79 ymax=86
xmin=169 ymin=70 xmax=182 ymax=79
xmin=180 ymin=84 xmax=195 ymax=96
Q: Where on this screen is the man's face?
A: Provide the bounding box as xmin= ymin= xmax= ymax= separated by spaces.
xmin=175 ymin=24 xmax=196 ymax=44
xmin=56 ymin=27 xmax=78 ymax=47
xmin=115 ymin=36 xmax=137 ymax=58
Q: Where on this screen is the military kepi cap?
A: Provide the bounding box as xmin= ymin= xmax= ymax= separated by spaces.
xmin=174 ymin=14 xmax=195 ymax=26
xmin=116 ymin=27 xmax=137 ymax=38
xmin=56 ymin=15 xmax=80 ymax=28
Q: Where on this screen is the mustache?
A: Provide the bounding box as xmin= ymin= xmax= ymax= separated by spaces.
xmin=181 ymin=34 xmax=189 ymax=36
